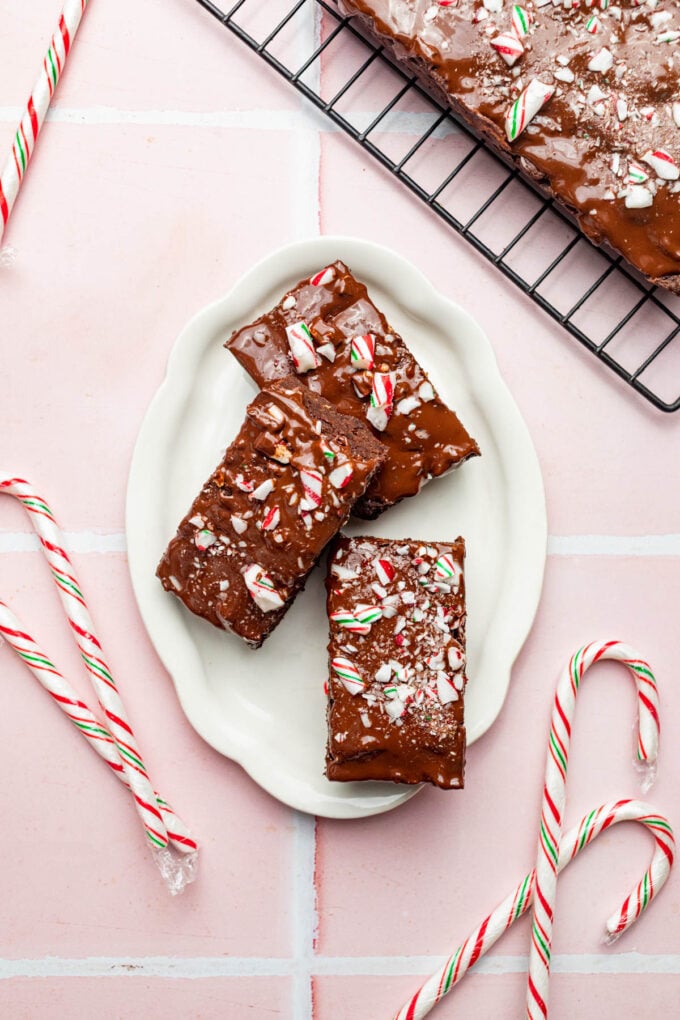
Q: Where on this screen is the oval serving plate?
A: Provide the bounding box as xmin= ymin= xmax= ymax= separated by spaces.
xmin=126 ymin=236 xmax=546 ymax=819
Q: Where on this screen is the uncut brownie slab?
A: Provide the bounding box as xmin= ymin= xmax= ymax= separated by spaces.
xmin=157 ymin=377 xmax=384 ymax=648
xmin=325 ymin=535 xmax=467 ymax=788
xmin=340 ymin=0 xmax=680 ymax=291
xmin=226 ymin=261 xmax=479 ymax=518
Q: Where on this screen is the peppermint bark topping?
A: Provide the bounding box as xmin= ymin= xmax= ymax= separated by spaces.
xmin=243 ymin=564 xmax=286 ymax=613
xmin=285 ymin=322 xmax=320 ymax=373
xmin=461 ymin=0 xmax=680 ymax=220
xmin=327 ymin=538 xmax=467 ymax=729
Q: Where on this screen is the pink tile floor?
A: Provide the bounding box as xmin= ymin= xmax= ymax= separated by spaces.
xmin=1 ymin=1 xmax=679 ymax=1017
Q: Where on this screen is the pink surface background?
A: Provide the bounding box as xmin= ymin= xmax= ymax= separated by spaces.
xmin=1 ymin=1 xmax=679 ymax=1017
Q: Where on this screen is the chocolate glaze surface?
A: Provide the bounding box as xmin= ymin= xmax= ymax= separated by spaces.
xmin=226 ymin=261 xmax=480 ymax=518
xmin=157 ymin=378 xmax=384 ymax=647
xmin=341 ymin=0 xmax=680 ymax=290
xmin=325 ymin=535 xmax=467 ymax=788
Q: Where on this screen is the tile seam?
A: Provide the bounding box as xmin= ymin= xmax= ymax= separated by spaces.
xmin=0 ymin=953 xmax=678 ymax=979
xmin=0 ymin=106 xmax=458 ymax=137
xmin=292 ymin=814 xmax=318 ymax=1018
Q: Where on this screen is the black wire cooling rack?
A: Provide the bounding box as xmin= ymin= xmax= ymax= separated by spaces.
xmin=194 ymin=0 xmax=680 ymax=412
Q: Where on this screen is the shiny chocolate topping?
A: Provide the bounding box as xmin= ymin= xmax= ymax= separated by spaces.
xmin=157 ymin=379 xmax=384 ymax=646
xmin=343 ymin=0 xmax=680 ymax=285
xmin=226 ymin=261 xmax=480 ymax=518
xmin=325 ymin=535 xmax=467 ymax=788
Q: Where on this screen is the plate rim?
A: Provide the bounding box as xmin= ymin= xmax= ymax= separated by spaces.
xmin=126 ymin=234 xmax=547 ymax=818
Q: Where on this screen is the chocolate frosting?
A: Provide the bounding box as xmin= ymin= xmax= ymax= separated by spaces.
xmin=325 ymin=535 xmax=467 ymax=788
xmin=341 ymin=0 xmax=680 ymax=287
xmin=156 ymin=378 xmax=384 ymax=646
xmin=226 ymin=260 xmax=480 ymax=518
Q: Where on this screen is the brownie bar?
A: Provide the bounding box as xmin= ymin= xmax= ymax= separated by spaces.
xmin=225 ymin=261 xmax=479 ymax=518
xmin=340 ymin=0 xmax=680 ymax=292
xmin=325 ymin=535 xmax=467 ymax=788
xmin=157 ymin=378 xmax=385 ymax=647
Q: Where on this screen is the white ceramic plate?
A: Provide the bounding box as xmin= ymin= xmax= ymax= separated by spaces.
xmin=126 ymin=236 xmax=546 ymax=819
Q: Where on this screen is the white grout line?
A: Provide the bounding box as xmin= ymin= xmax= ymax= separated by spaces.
xmin=0 ymin=958 xmax=293 ymax=979
xmin=292 ymin=813 xmax=318 ymax=1018
xmin=3 ymin=532 xmax=680 ymax=556
xmin=0 ymin=953 xmax=678 ymax=980
xmin=289 ymin=4 xmax=323 ymax=242
xmin=290 ymin=120 xmax=323 ymax=239
xmin=548 ymin=534 xmax=680 ymax=556
xmin=314 ymin=953 xmax=680 ymax=976
xmin=0 ymin=106 xmax=305 ymax=130
xmin=0 ymin=105 xmax=459 ymax=138
xmin=0 ymin=531 xmax=127 ymax=553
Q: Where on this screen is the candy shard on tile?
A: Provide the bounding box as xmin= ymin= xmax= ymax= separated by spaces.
xmin=156 ymin=378 xmax=384 ymax=647
xmin=325 ymin=535 xmax=467 ymax=788
xmin=225 ymin=260 xmax=479 ymax=518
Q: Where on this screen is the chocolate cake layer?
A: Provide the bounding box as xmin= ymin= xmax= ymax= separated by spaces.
xmin=340 ymin=0 xmax=680 ymax=291
xmin=325 ymin=535 xmax=467 ymax=788
xmin=226 ymin=261 xmax=479 ymax=518
xmin=157 ymin=378 xmax=385 ymax=647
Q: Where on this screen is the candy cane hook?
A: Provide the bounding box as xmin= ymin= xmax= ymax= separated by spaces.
xmin=527 ymin=641 xmax=660 ymax=1018
xmin=394 ymin=799 xmax=674 ymax=1020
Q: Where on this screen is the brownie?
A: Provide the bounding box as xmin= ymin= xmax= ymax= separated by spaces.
xmin=156 ymin=378 xmax=385 ymax=647
xmin=339 ymin=0 xmax=680 ymax=292
xmin=225 ymin=261 xmax=479 ymax=518
xmin=325 ymin=535 xmax=467 ymax=788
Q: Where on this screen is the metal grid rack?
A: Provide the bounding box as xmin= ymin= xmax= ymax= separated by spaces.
xmin=195 ymin=0 xmax=680 ymax=412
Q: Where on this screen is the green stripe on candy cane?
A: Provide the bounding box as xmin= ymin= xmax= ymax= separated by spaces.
xmin=21 ymin=496 xmax=55 ymax=518
xmin=16 ymin=648 xmax=57 ymax=670
xmin=116 ymin=743 xmax=149 ymax=774
xmin=0 ymin=474 xmax=198 ymax=892
xmin=526 ymin=640 xmax=661 ymax=1020
xmin=52 ymin=570 xmax=85 ymax=601
xmin=512 ymin=5 xmax=531 ymax=37
xmin=393 ymin=799 xmax=674 ymax=1020
xmin=46 ymin=48 xmax=59 ymax=90
xmin=14 ymin=130 xmax=27 ymax=174
xmin=80 ymin=651 xmax=115 ymax=686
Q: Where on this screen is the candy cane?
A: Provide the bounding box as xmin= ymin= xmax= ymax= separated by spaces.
xmin=0 ymin=0 xmax=90 ymax=245
xmin=0 ymin=601 xmax=195 ymax=851
xmin=527 ymin=641 xmax=659 ymax=1019
xmin=394 ymin=799 xmax=674 ymax=1020
xmin=0 ymin=475 xmax=198 ymax=892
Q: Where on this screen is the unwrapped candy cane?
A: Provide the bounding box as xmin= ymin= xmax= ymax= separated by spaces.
xmin=395 ymin=799 xmax=674 ymax=1019
xmin=527 ymin=640 xmax=660 ymax=1018
xmin=0 ymin=475 xmax=198 ymax=894
xmin=0 ymin=0 xmax=90 ymax=249
xmin=393 ymin=641 xmax=670 ymax=1019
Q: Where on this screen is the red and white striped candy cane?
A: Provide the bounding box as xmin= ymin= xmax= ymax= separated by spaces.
xmin=0 ymin=475 xmax=197 ymax=891
xmin=0 ymin=0 xmax=90 ymax=244
xmin=527 ymin=641 xmax=660 ymax=1018
xmin=394 ymin=798 xmax=674 ymax=1020
xmin=0 ymin=602 xmax=195 ymax=855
